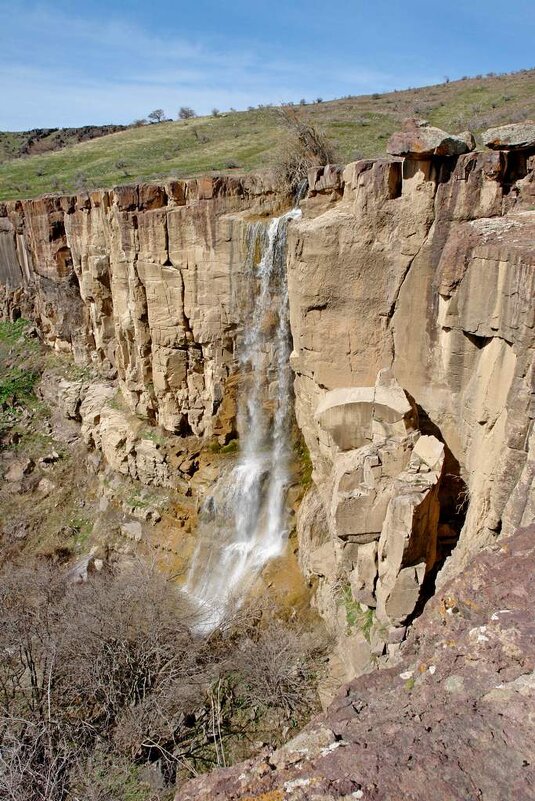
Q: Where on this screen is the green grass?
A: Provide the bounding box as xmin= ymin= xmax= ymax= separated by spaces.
xmin=1 ymin=69 xmax=534 ymax=201
xmin=339 ymin=583 xmax=375 ymax=640
xmin=0 ymin=317 xmax=33 ymax=344
xmin=0 ymin=368 xmax=38 ymax=406
xmin=220 ymin=437 xmax=239 ymax=455
xmin=0 ymin=320 xmax=42 ymax=437
xmin=293 ymin=429 xmax=313 ymax=489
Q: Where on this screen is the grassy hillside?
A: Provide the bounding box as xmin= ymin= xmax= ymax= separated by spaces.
xmin=0 ymin=69 xmax=534 ymax=201
xmin=0 ymin=125 xmax=126 ymax=166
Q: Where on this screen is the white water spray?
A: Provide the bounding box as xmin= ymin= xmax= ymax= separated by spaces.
xmin=184 ymin=206 xmax=302 ymax=632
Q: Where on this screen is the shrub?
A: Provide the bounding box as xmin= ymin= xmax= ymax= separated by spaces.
xmin=178 ymin=106 xmax=196 ymax=120
xmin=0 ymin=561 xmax=327 ymax=797
xmin=273 ymin=107 xmax=337 ymax=193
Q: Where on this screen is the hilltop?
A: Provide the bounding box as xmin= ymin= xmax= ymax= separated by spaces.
xmin=0 ymin=68 xmax=534 ymax=201
xmin=0 ymin=124 xmax=126 ymax=165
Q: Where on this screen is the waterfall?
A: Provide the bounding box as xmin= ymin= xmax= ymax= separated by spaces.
xmin=184 ymin=206 xmax=302 ymax=633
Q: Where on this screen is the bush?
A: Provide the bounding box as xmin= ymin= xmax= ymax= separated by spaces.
xmin=178 ymin=107 xmax=196 ymax=120
xmin=274 ymin=107 xmax=337 ymax=193
xmin=0 ymin=561 xmax=327 ymax=797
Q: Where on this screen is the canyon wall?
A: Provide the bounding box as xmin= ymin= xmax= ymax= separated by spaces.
xmin=1 ymin=129 xmax=534 ymax=687
xmin=286 ymin=135 xmax=535 ymax=684
xmin=0 ymin=175 xmax=282 ymax=439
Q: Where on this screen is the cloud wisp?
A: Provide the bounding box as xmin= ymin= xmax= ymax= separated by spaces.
xmin=0 ymin=2 xmax=438 ymax=129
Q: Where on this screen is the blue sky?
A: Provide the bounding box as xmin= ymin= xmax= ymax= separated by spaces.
xmin=1 ymin=0 xmax=534 ymax=130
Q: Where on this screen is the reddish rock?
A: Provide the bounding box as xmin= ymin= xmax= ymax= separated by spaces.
xmin=176 ymin=525 xmax=535 ymax=800
xmin=138 ymin=183 xmax=167 ymax=210
xmin=113 ymin=184 xmax=138 ymax=211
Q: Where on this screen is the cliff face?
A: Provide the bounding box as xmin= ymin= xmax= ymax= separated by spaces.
xmin=1 ymin=126 xmax=534 ymax=800
xmin=1 ymin=137 xmax=534 ymax=679
xmin=0 ymin=175 xmax=281 ymax=438
xmin=287 ymin=146 xmax=534 ymax=683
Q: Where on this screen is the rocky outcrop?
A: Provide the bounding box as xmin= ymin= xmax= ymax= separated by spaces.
xmin=288 ymin=130 xmax=535 ymax=684
xmin=387 ymin=118 xmax=475 ymax=158
xmin=0 ymin=176 xmax=282 ymax=437
xmin=176 ymin=524 xmax=535 ymax=801
xmin=482 ymin=120 xmax=535 ymax=150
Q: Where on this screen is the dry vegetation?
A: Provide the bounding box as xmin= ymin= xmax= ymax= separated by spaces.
xmin=274 ymin=107 xmax=337 ymax=192
xmin=0 ymin=68 xmax=533 ymax=200
xmin=0 ymin=560 xmax=328 ymax=801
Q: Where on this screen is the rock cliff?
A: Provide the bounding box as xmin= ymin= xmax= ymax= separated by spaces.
xmin=1 ymin=123 xmax=534 ymax=772
xmin=287 ymin=124 xmax=535 ymax=685
xmin=0 ymin=175 xmax=282 ymax=438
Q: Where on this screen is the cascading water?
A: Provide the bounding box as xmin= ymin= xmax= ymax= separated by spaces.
xmin=184 ymin=206 xmax=302 ymax=633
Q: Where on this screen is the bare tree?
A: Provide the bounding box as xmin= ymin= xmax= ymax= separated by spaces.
xmin=178 ymin=107 xmax=196 ymax=120
xmin=0 ymin=561 xmax=328 ymax=797
xmin=148 ymin=109 xmax=166 ymax=123
xmin=274 ymin=106 xmax=337 ymax=192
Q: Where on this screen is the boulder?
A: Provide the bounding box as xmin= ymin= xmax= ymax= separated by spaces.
xmin=315 ymin=373 xmax=415 ymax=452
xmin=387 ymin=119 xmax=475 ymax=158
xmin=121 ymin=521 xmax=143 ymax=542
xmin=482 ymin=121 xmax=535 ymax=151
xmin=5 ymin=458 xmax=34 ymax=482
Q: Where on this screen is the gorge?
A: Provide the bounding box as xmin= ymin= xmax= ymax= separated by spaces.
xmin=0 ymin=118 xmax=534 ymax=799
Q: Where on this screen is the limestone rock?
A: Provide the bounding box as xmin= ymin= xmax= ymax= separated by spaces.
xmin=482 ymin=120 xmax=535 ymax=150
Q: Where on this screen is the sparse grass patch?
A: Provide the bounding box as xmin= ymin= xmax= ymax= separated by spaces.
xmin=220 ymin=437 xmax=239 ymax=455
xmin=1 ymin=69 xmax=533 ymax=200
xmin=293 ymin=429 xmax=312 ymax=489
xmin=338 ymin=582 xmax=375 ymax=640
xmin=141 ymin=426 xmax=167 ymax=447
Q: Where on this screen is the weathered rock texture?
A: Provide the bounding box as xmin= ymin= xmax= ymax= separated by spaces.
xmin=0 ymin=176 xmax=282 ymax=437
xmin=288 ymin=137 xmax=535 ymax=683
xmin=176 ymin=524 xmax=535 ymax=801
xmin=1 ymin=132 xmax=534 ymax=692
